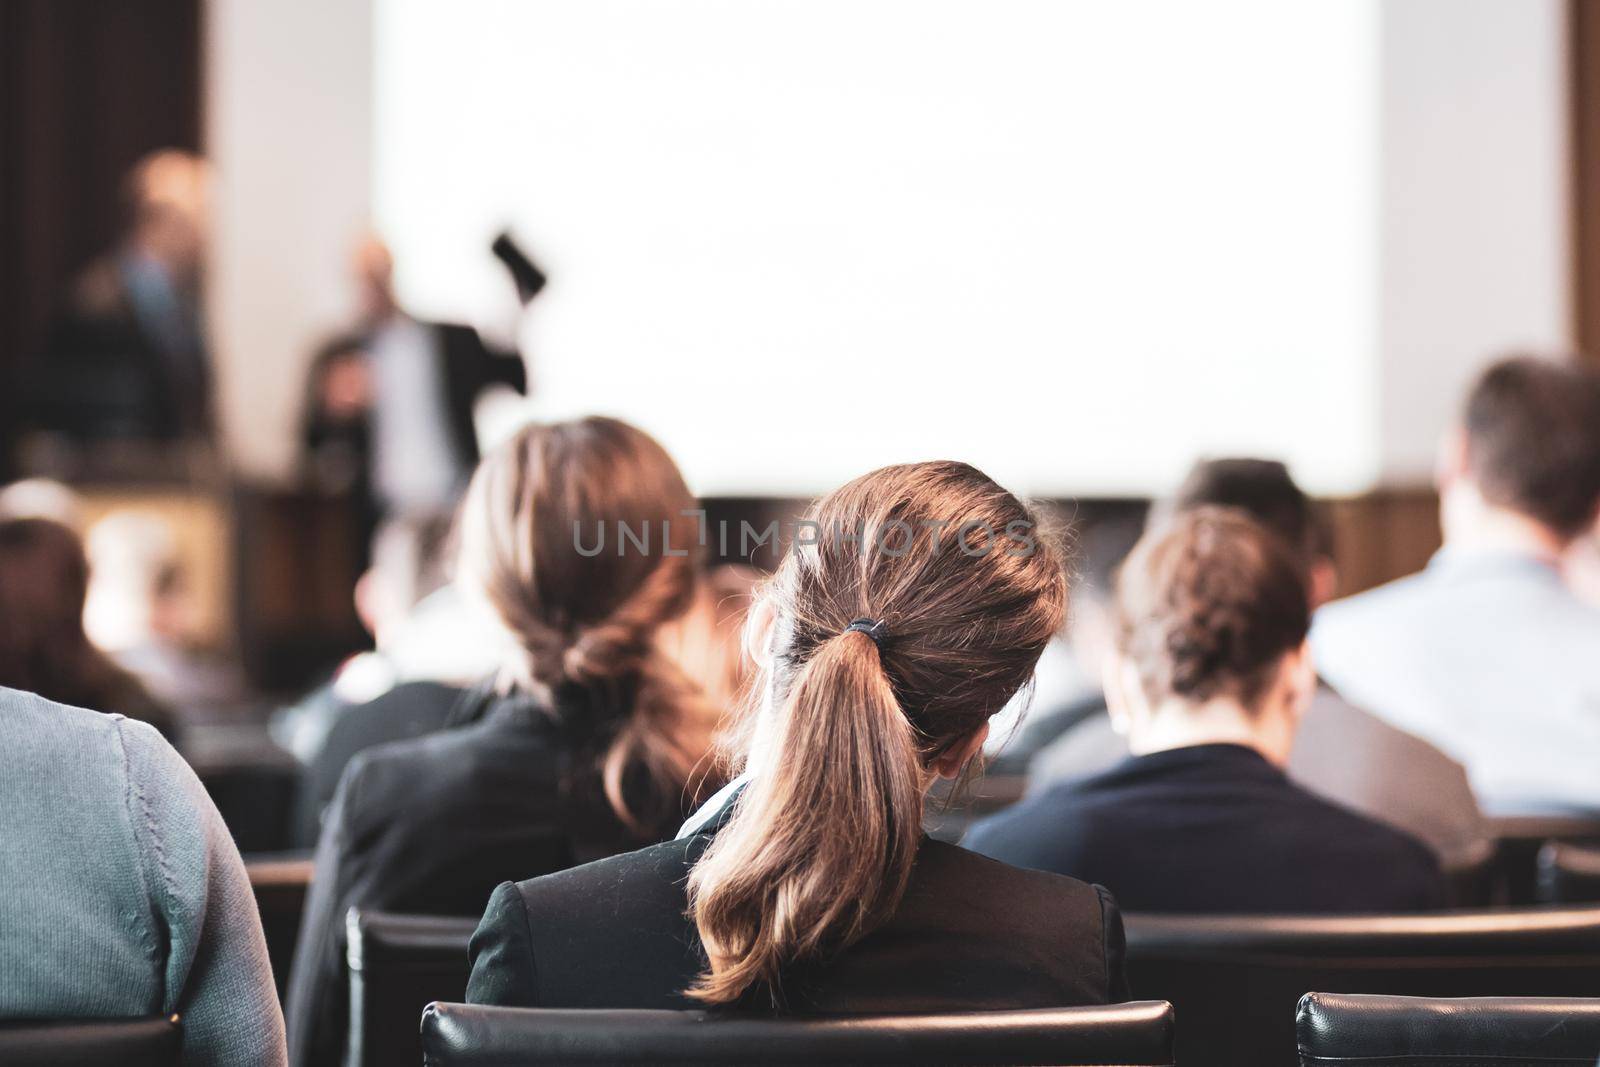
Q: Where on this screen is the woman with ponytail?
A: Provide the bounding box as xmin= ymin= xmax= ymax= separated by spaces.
xmin=467 ymin=460 xmax=1128 ymax=1013
xmin=287 ymin=418 xmax=736 ymax=1065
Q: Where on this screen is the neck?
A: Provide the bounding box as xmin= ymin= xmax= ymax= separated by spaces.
xmin=1127 ymin=695 xmax=1292 ymax=767
xmin=1440 ymin=485 xmax=1566 ymax=563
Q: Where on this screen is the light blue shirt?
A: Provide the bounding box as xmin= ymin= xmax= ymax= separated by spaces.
xmin=1311 ymin=549 xmax=1600 ymax=815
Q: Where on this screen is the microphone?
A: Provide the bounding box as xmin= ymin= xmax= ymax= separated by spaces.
xmin=491 ymin=231 xmax=548 ymax=305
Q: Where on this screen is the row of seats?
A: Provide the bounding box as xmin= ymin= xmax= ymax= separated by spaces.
xmin=235 ymin=828 xmax=1600 ymax=1063
xmin=10 ymin=994 xmax=1597 ymax=1066
xmin=341 ymin=902 xmax=1600 ymax=1065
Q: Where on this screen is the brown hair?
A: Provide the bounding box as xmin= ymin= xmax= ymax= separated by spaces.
xmin=1164 ymin=457 xmax=1332 ymax=575
xmin=0 ymin=518 xmax=169 ymax=731
xmin=1113 ymin=507 xmax=1309 ymax=710
xmin=685 ymin=461 xmax=1068 ymax=1006
xmin=457 ymin=417 xmax=715 ymax=838
xmin=1462 ymin=356 xmax=1600 ymax=541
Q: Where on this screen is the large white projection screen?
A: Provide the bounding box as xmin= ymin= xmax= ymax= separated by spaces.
xmin=375 ymin=0 xmax=1377 ymax=497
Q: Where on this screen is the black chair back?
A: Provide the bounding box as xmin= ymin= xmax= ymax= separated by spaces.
xmin=346 ymin=910 xmax=478 ymax=1067
xmin=1296 ymin=992 xmax=1600 ymax=1066
xmin=1484 ymin=816 xmax=1600 ymax=904
xmin=245 ymin=852 xmax=314 ymax=998
xmin=1537 ymin=841 xmax=1600 ymax=903
xmin=0 ymin=1016 xmax=181 ymax=1066
xmin=419 ymin=1001 xmax=1176 ymax=1066
xmin=1126 ymin=906 xmax=1600 ymax=1066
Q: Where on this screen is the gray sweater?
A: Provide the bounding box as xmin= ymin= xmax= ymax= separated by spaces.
xmin=0 ymin=688 xmax=286 ymax=1065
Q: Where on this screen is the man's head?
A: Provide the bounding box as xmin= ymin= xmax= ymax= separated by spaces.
xmin=1158 ymin=457 xmax=1337 ymax=608
xmin=1442 ymin=356 xmax=1600 ymax=546
xmin=122 ymin=150 xmax=209 ymax=280
xmin=351 ymin=234 xmax=398 ymax=325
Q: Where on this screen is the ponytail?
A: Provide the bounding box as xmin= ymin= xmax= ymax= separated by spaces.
xmin=685 ymin=628 xmax=924 ymax=1006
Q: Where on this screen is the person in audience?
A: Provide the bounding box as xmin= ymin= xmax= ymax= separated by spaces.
xmin=982 ymin=511 xmax=1146 ymax=775
xmin=0 ymin=517 xmax=175 ymax=738
xmin=1030 ymin=458 xmax=1487 ymax=868
xmin=0 ymin=687 xmax=284 ymax=1064
xmin=285 ymin=416 xmax=728 ymax=1066
xmin=966 ymin=508 xmax=1445 ymax=913
xmin=84 ymin=510 xmax=247 ymax=724
xmin=1313 ymin=356 xmax=1600 ymax=814
xmin=467 ymin=460 xmax=1128 ymax=1013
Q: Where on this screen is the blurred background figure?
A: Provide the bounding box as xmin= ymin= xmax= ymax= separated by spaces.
xmin=30 ymin=150 xmax=213 ymax=454
xmin=302 ymin=236 xmax=530 ymax=564
xmin=83 ymin=509 xmax=246 ymax=725
xmin=0 ymin=516 xmax=174 ymax=738
xmin=1313 ymin=356 xmax=1600 ymax=816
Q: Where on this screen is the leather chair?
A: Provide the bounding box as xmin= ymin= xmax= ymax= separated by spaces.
xmin=418 ymin=1000 xmax=1177 ymax=1065
xmin=346 ymin=910 xmax=479 ymax=1067
xmin=1296 ymin=992 xmax=1600 ymax=1066
xmin=1484 ymin=815 xmax=1600 ymax=904
xmin=1537 ymin=841 xmax=1600 ymax=904
xmin=245 ymin=851 xmax=314 ymax=998
xmin=1125 ymin=906 xmax=1600 ymax=1066
xmin=0 ymin=1016 xmax=181 ymax=1066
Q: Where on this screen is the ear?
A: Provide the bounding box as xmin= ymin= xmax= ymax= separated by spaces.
xmin=1102 ymin=650 xmax=1140 ymax=737
xmin=743 ymin=595 xmax=777 ymax=670
xmin=1436 ymin=425 xmax=1470 ymax=494
xmin=1308 ymin=557 xmax=1339 ymax=611
xmin=1279 ymin=639 xmax=1316 ymax=722
xmin=931 ymin=722 xmax=989 ymax=780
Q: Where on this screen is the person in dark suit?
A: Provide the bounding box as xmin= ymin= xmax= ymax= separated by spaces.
xmin=467 ymin=460 xmax=1128 ymax=1014
xmin=284 ymin=418 xmax=728 ymax=1067
xmin=965 ymin=507 xmax=1446 ymax=914
xmin=1026 ymin=458 xmax=1488 ymax=869
xmin=301 ymin=237 xmax=527 ymax=529
xmin=288 ymin=680 xmax=467 ymax=848
xmin=33 ymin=150 xmax=213 ymax=446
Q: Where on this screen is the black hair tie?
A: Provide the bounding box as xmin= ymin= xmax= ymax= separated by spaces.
xmin=843 ymin=618 xmax=887 ymax=648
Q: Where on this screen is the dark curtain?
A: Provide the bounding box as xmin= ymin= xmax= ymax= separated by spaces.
xmin=0 ymin=0 xmax=202 ymax=471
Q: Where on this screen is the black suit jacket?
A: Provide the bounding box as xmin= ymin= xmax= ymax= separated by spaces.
xmin=284 ymin=692 xmax=675 ymax=1067
xmin=302 ymin=320 xmax=525 ymax=497
xmin=35 ymin=256 xmax=211 ymax=442
xmin=965 ymin=743 xmax=1447 ymax=914
xmin=289 ymin=680 xmax=466 ymax=849
xmin=466 ymin=786 xmax=1129 ymax=1015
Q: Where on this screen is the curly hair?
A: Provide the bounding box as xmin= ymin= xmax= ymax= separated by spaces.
xmin=1113 ymin=506 xmax=1309 ymax=709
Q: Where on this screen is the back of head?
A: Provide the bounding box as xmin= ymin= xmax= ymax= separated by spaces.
xmin=457 ymin=416 xmax=708 ymax=837
xmin=0 ymin=518 xmax=96 ymax=701
xmin=1460 ymin=356 xmax=1600 ymax=541
xmin=687 ymin=460 xmax=1068 ymax=1006
xmin=1114 ymin=507 xmax=1309 ymax=711
xmin=1163 ymin=457 xmax=1329 ymax=576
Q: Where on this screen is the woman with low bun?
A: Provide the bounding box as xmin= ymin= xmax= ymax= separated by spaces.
xmin=965 ymin=506 xmax=1445 ymax=913
xmin=286 ymin=417 xmax=733 ymax=1066
xmin=467 ymin=460 xmax=1128 ymax=1013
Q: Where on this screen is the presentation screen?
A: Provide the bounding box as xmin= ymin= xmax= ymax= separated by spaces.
xmin=375 ymin=0 xmax=1379 ymax=497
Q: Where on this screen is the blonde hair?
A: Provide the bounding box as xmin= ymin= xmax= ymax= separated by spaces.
xmin=685 ymin=461 xmax=1068 ymax=1006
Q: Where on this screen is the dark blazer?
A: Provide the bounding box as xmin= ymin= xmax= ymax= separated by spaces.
xmin=284 ymin=692 xmax=675 ymax=1067
xmin=965 ymin=743 xmax=1446 ymax=914
xmin=466 ymin=786 xmax=1129 ymax=1015
xmin=302 ymin=320 xmax=526 ymax=495
xmin=289 ymin=680 xmax=466 ymax=848
xmin=35 ymin=256 xmax=211 ymax=442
